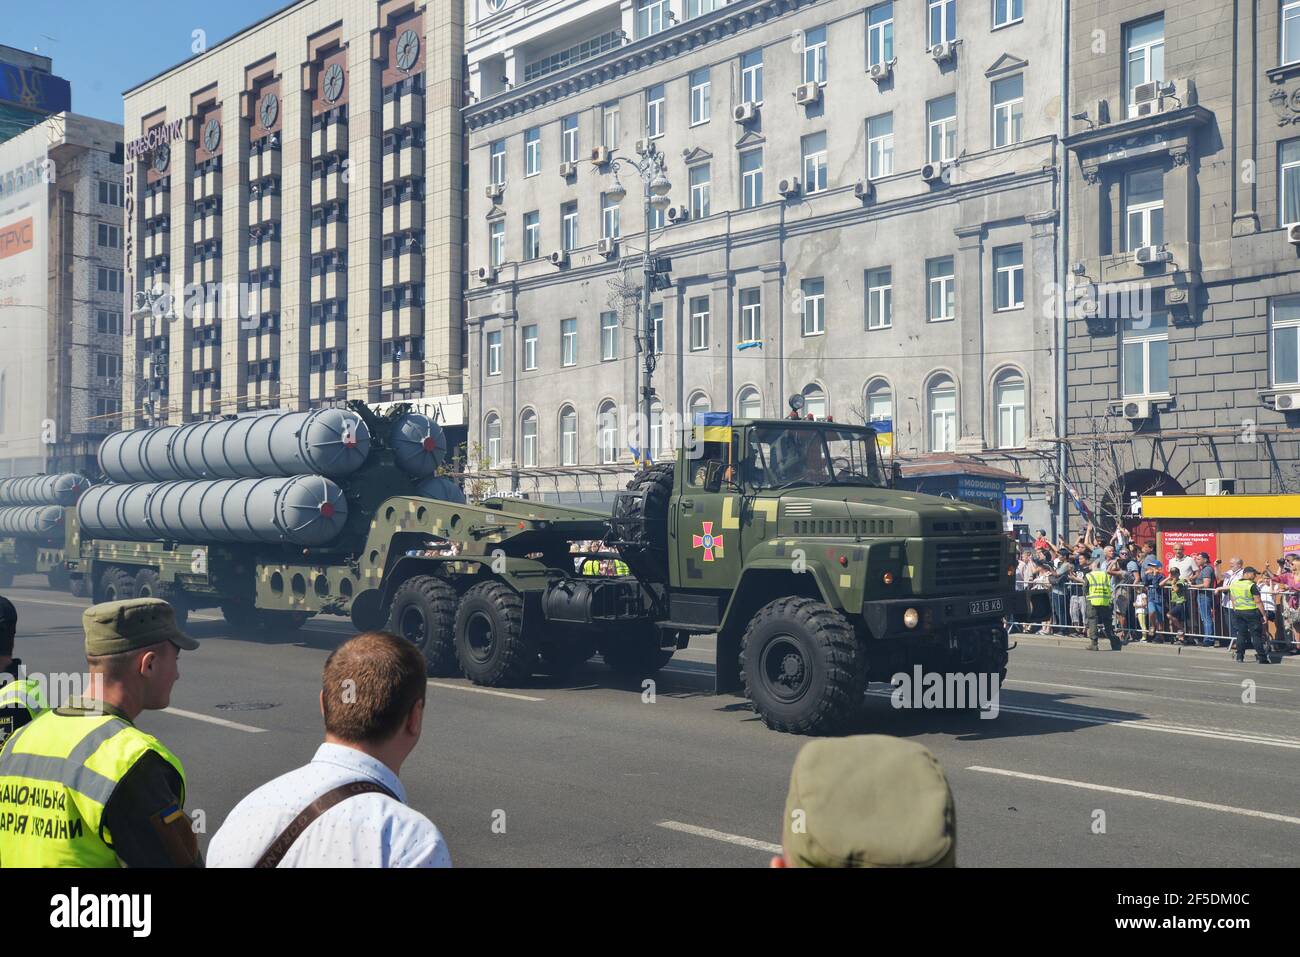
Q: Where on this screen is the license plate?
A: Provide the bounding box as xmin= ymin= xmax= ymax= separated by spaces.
xmin=968 ymin=598 xmax=1003 ymax=616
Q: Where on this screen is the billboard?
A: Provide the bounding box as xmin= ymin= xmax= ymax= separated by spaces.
xmin=1160 ymin=529 xmax=1217 ymax=567
xmin=0 ymin=126 xmax=49 ymax=474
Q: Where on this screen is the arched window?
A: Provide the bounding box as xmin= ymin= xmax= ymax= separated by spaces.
xmin=864 ymin=379 xmax=892 ymax=424
xmin=598 ymin=400 xmax=619 ymax=464
xmin=688 ymin=392 xmax=711 ymax=420
xmin=802 ymin=384 xmax=826 ymax=420
xmin=927 ymin=376 xmax=956 ymax=452
xmin=737 ymin=387 xmax=761 ymax=419
xmin=559 ymin=405 xmax=577 ymax=465
xmin=649 ymin=399 xmax=664 ymax=457
xmin=994 ymin=371 xmax=1026 ymax=449
xmin=520 ymin=409 xmax=538 ymax=467
xmin=484 ymin=413 xmax=502 ymax=466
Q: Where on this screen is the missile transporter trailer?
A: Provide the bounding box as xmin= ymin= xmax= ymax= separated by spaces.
xmin=0 ymin=475 xmax=91 ymax=590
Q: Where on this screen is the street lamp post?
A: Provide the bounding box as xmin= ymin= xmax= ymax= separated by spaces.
xmin=601 ymin=143 xmax=672 ymax=466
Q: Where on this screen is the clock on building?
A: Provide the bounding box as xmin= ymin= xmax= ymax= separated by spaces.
xmin=203 ymin=118 xmax=221 ymax=153
xmin=396 ymin=29 xmax=420 ymax=71
xmin=153 ymin=143 xmax=170 ymax=174
xmin=259 ymin=92 xmax=279 ymax=129
xmin=323 ymin=63 xmax=345 ymax=103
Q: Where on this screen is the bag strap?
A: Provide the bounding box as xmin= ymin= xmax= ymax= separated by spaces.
xmin=254 ymin=779 xmax=398 ymax=868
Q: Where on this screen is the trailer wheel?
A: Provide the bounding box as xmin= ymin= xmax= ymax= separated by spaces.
xmin=387 ymin=575 xmax=460 ymax=677
xmin=740 ymin=597 xmax=866 ymax=735
xmin=454 ymin=580 xmax=535 ymax=686
xmin=100 ymin=567 xmax=136 ymax=604
xmin=599 ymin=627 xmax=674 ymax=680
xmin=47 ymin=566 xmax=71 ymax=592
xmin=134 ymin=568 xmax=163 ymax=600
xmin=68 ymin=576 xmax=88 ymax=599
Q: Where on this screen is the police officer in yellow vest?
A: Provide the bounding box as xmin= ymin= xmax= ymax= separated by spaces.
xmin=0 ymin=595 xmax=47 ymax=743
xmin=1228 ymin=567 xmax=1270 ymax=664
xmin=0 ymin=598 xmax=203 ymax=867
xmin=1084 ymin=560 xmax=1123 ymax=651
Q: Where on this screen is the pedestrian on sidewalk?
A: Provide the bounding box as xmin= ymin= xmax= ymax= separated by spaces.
xmin=1227 ymin=567 xmax=1270 ymax=664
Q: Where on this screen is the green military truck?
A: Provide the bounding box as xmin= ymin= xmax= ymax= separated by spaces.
xmin=0 ymin=530 xmax=72 ymax=592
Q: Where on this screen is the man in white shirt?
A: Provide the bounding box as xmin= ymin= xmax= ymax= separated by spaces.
xmin=1167 ymin=544 xmax=1197 ymax=581
xmin=208 ymin=631 xmax=450 ymax=868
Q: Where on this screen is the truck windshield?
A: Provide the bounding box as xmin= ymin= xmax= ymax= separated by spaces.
xmin=746 ymin=425 xmax=885 ymax=490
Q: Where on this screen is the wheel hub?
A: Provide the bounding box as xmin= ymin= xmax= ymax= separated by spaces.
xmin=761 ymin=636 xmax=810 ymax=703
xmin=399 ymin=607 xmax=427 ymax=649
xmin=466 ymin=612 xmax=495 ymax=663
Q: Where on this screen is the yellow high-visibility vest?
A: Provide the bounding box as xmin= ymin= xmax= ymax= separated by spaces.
xmin=1229 ymin=578 xmax=1259 ymax=613
xmin=1086 ymin=569 xmax=1112 ymax=606
xmin=0 ymin=676 xmax=46 ymax=724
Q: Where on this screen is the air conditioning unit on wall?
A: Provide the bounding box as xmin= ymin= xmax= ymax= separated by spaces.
xmin=1204 ymin=478 xmax=1236 ymax=495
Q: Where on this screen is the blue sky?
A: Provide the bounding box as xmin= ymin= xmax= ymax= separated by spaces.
xmin=4 ymin=1 xmax=289 ymax=124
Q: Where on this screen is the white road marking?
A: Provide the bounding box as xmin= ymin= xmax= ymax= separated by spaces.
xmin=657 ymin=820 xmax=782 ymax=855
xmin=428 ymin=681 xmax=544 ymax=702
xmin=162 ymin=707 xmax=267 ymax=733
xmin=966 ymin=766 xmax=1300 ymax=827
xmin=1080 ymin=668 xmax=1293 ymax=693
xmin=1009 ymin=678 xmax=1143 ymax=697
xmin=5 ymin=596 xmax=87 ymax=610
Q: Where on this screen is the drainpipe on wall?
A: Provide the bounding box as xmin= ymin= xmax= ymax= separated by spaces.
xmin=1056 ymin=0 xmax=1071 ymax=541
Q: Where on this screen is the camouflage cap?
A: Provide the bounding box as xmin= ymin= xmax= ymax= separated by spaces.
xmin=782 ymin=735 xmax=956 ymax=868
xmin=83 ymin=598 xmax=198 ymax=656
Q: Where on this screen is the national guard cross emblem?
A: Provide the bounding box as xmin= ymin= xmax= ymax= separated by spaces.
xmin=692 ymin=522 xmax=724 ymax=562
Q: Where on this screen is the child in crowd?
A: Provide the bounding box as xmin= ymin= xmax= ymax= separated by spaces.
xmin=1143 ymin=564 xmax=1165 ymax=642
xmin=1134 ymin=588 xmax=1149 ymax=642
xmin=1163 ymin=567 xmax=1188 ymax=644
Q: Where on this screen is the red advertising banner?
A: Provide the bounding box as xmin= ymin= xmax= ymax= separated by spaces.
xmin=1161 ymin=529 xmax=1218 ymax=566
xmin=0 ymin=216 xmax=32 ymax=260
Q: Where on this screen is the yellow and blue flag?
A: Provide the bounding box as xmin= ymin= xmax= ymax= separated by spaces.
xmin=695 ymin=411 xmax=732 ymax=444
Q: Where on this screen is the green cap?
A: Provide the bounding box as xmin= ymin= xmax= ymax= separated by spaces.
xmin=83 ymin=598 xmax=198 ymax=656
xmin=782 ymin=735 xmax=956 ymax=868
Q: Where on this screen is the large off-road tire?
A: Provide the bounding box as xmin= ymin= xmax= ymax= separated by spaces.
xmin=386 ymin=575 xmax=460 ymax=677
xmin=47 ymin=566 xmax=71 ymax=592
xmin=740 ymin=597 xmax=867 ymax=735
xmin=454 ymin=580 xmax=536 ymax=686
xmin=615 ymin=463 xmax=675 ymax=583
xmin=99 ymin=566 xmax=135 ymax=603
xmin=68 ymin=575 xmax=89 ymax=599
xmin=538 ymin=633 xmax=597 ymax=677
xmin=132 ymin=568 xmax=190 ymax=627
xmin=599 ymin=626 xmax=674 ymax=680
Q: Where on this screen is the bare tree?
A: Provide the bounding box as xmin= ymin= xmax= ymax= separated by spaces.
xmin=1055 ymin=417 xmax=1166 ymax=539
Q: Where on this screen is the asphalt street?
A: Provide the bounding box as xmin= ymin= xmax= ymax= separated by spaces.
xmin=5 ymin=574 xmax=1299 ymax=867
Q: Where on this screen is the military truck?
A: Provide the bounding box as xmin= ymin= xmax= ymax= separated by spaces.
xmin=0 ymin=475 xmax=90 ymax=590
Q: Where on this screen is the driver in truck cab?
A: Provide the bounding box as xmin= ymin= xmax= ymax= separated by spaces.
xmin=689 ymin=441 xmax=735 ymax=489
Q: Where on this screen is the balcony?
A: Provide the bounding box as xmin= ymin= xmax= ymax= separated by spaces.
xmin=192 ymin=169 xmax=221 ymax=202
xmin=383 ymin=250 xmax=424 ymax=286
xmin=259 ymin=285 xmax=281 ymax=314
xmin=249 ymin=192 xmax=281 ymax=224
xmin=312 ymin=171 xmax=345 ymax=207
xmin=250 ymin=149 xmax=281 ymax=181
xmin=383 ymin=198 xmax=424 ymax=234
xmin=248 ymin=239 xmax=279 ymax=271
xmin=523 ymin=29 xmax=624 ymax=85
xmin=144 ymin=189 xmax=170 ymax=221
xmin=312 ymin=121 xmax=347 ymax=157
xmin=383 ymin=90 xmax=424 ymax=130
xmin=311 ymin=220 xmax=346 ymax=254
xmin=384 ymin=144 xmax=424 ymax=183
xmin=143 ymin=231 xmax=167 ymax=260
xmin=311 ymin=271 xmax=347 ymax=302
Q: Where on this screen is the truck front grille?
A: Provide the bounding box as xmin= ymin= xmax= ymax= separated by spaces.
xmin=790 ymin=518 xmax=895 ymax=536
xmin=934 ymin=540 xmax=1004 ymax=586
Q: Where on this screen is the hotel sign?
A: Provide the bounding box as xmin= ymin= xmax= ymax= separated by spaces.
xmin=125 ymin=118 xmax=186 ymax=161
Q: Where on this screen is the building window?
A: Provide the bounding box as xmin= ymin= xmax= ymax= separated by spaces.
xmin=740 ymin=148 xmax=763 ymax=209
xmin=649 ymin=399 xmax=664 ymax=456
xmin=1121 ymin=311 xmax=1169 ymax=397
xmin=689 ymin=393 xmax=711 ymax=419
xmin=489 ymin=220 xmax=505 ymax=267
xmin=602 ymin=101 xmax=621 ymax=147
xmin=489 ymin=140 xmax=505 ymax=186
xmin=485 ymin=413 xmax=502 ymax=466
xmin=928 ymin=376 xmax=957 ymax=452
xmin=562 ymin=202 xmax=578 ymax=251
xmin=994 ymin=372 xmax=1026 ymax=448
xmin=993 ymin=0 xmax=1023 ymax=28
xmin=646 ymin=84 xmax=665 ymax=137
xmin=802 ymin=384 xmax=827 ymax=419
xmin=993 ymin=245 xmax=1024 ymax=311
xmin=523 ymin=211 xmax=540 ymax=259
xmin=1272 ymin=297 xmax=1300 ymax=385
xmin=928 ymin=95 xmax=957 ymax=164
xmin=803 ymin=26 xmax=828 ymax=84
xmin=561 ymin=115 xmax=579 ymax=164
xmin=1287 ymin=1 xmax=1300 ymax=65
xmin=801 ymin=278 xmax=825 ymax=336
xmin=868 ymin=3 xmax=894 ymax=68
xmin=690 ymin=296 xmax=710 ymax=350
xmin=738 ymin=387 xmax=762 ymax=419
xmin=601 ymin=311 xmax=619 ymax=360
xmin=524 ymin=128 xmax=540 ymax=176
xmin=98 ymin=181 xmax=123 ymax=206
xmin=1281 ymin=139 xmax=1300 ymax=226
xmin=1124 ymin=167 xmax=1164 ymax=250
xmin=866 ymin=380 xmax=892 ymax=423
xmin=690 ymin=69 xmax=711 ymax=125
xmin=561 ymin=317 xmax=577 ymax=366
xmin=522 ymin=324 xmax=538 ymax=371
xmin=602 ymin=193 xmax=621 ymax=239
xmin=97 ymin=223 xmax=121 ymax=249
xmin=520 ymin=410 xmax=538 ymax=467
xmin=992 ymin=74 xmax=1024 ymax=148
xmin=651 ymin=303 xmax=664 ymax=353
xmin=1124 ymin=15 xmax=1165 ymax=117
xmin=741 ymin=49 xmax=763 ymax=103
xmin=739 ymin=288 xmax=762 ymax=342
xmin=927 ymin=257 xmax=956 ymax=321
xmin=635 ymin=0 xmax=670 ymax=40
xmin=802 ymin=132 xmax=828 ymax=193
xmin=685 ymin=0 xmax=717 ymax=18
xmin=598 ymin=401 xmax=619 ymax=464
xmin=689 ymin=164 xmax=711 ymax=218
xmin=95 ymin=353 xmax=123 ymax=379
xmin=929 ymin=0 xmax=957 ymax=46
xmin=96 ymin=309 xmax=122 ymax=334
xmin=866 ymin=267 xmax=892 ymax=329
xmin=97 ymin=267 xmax=123 ymax=293
xmin=867 ymin=114 xmax=894 ymax=179
xmin=486 ymin=330 xmax=502 ymax=375
xmin=560 ymin=406 xmax=578 ymax=465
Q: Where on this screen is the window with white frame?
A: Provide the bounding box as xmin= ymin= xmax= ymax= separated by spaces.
xmin=635 ymin=0 xmax=670 ymax=40
xmin=1121 ymin=311 xmax=1169 ymax=397
xmin=489 ymin=220 xmax=505 ymax=267
xmin=486 ymin=330 xmax=502 ymax=375
xmin=97 ymin=223 xmax=121 ymax=249
xmin=866 ymin=267 xmax=892 ymax=329
xmin=802 ymin=384 xmax=827 ymax=420
xmin=651 ymin=303 xmax=664 ymax=353
xmin=740 ymin=288 xmax=762 ymax=341
xmin=690 ymin=296 xmax=710 ymax=350
xmin=560 ymin=406 xmax=578 ymax=465
xmin=96 ymin=309 xmax=122 ymax=334
xmin=689 ymin=164 xmax=711 ymax=218
xmin=868 ymin=3 xmax=894 ymax=67
xmin=993 ymin=0 xmax=1023 ymax=28
xmin=601 ymin=311 xmax=619 ymax=360
xmin=561 ymin=317 xmax=577 ymax=366
xmin=801 ymin=278 xmax=825 ymax=336
xmin=649 ymin=204 xmax=666 ymax=230
xmin=98 ymin=181 xmax=123 ymax=206
xmin=489 ymin=140 xmax=505 ymax=185
xmin=866 ymin=380 xmax=892 ymax=423
xmin=740 ymin=148 xmax=763 ymax=208
xmin=524 ymin=128 xmax=541 ymax=175
xmin=993 ymin=245 xmax=1024 ymax=311
xmin=1272 ymin=297 xmax=1300 ymax=385
xmin=929 ymin=0 xmax=956 ymax=46
xmin=927 ymin=257 xmax=955 ymax=321
xmin=522 ymin=324 xmax=538 ymax=371
xmin=738 ymin=388 xmax=761 ymax=419
xmin=689 ymin=393 xmax=711 ymax=421
xmin=741 ymin=49 xmax=763 ymax=103
xmin=867 ymin=114 xmax=893 ymax=179
xmin=690 ymin=69 xmax=711 ymax=125
xmin=602 ymin=101 xmax=620 ymax=147
xmin=523 ymin=211 xmax=540 ymax=259
xmin=520 ymin=410 xmax=538 ymax=467
xmin=485 ymin=413 xmax=502 ymax=465
xmin=649 ymin=399 xmax=664 ymax=456
xmin=992 ymin=74 xmax=1024 ymax=147
xmin=598 ymin=401 xmax=619 ymax=463
xmin=1124 ymin=15 xmax=1165 ymax=116
xmin=97 ymin=267 xmax=123 ymax=293
xmin=646 ymin=84 xmax=665 ymax=137
xmin=803 ymin=26 xmax=827 ymax=84
xmin=1287 ymin=1 xmax=1300 ymax=65
xmin=1281 ymin=138 xmax=1300 ymax=226
xmin=802 ymin=132 xmax=828 ymax=193
xmin=994 ymin=371 xmax=1026 ymax=448
xmin=561 ymin=115 xmax=579 ymax=163
xmin=1124 ymin=167 xmax=1164 ymax=250
xmin=685 ymin=0 xmax=717 ymax=18
xmin=562 ymin=201 xmax=578 ymax=251
xmin=927 ymin=376 xmax=957 ymax=452
xmin=602 ymin=193 xmax=621 ymax=239
xmin=95 ymin=354 xmax=122 ymax=378
xmin=928 ymin=95 xmax=957 ymax=164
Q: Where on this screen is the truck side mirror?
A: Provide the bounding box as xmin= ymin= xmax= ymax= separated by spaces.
xmin=704 ymin=461 xmax=725 ymax=493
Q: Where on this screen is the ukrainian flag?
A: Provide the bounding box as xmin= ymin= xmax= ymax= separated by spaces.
xmin=695 ymin=411 xmax=733 ymax=443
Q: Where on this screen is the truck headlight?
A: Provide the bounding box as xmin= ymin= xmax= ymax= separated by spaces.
xmin=903 ymin=608 xmax=920 ymax=629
